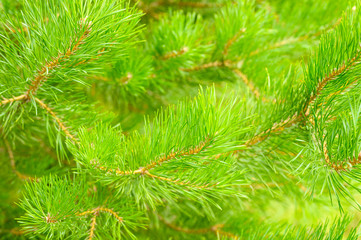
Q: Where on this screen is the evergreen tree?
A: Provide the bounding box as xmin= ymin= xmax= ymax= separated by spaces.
xmin=1 ymin=0 xmax=361 ymax=239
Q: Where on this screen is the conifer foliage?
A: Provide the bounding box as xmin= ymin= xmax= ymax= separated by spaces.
xmin=2 ymin=0 xmax=361 ymax=239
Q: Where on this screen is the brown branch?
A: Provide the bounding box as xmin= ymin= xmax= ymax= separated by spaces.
xmin=40 ymin=207 xmax=122 ymax=238
xmin=25 ymin=19 xmax=92 ymax=99
xmin=0 ymin=228 xmax=25 ymax=236
xmin=159 ymin=47 xmax=189 ymax=60
xmin=0 ymin=19 xmax=94 ymax=108
xmin=223 ymin=28 xmax=246 ymax=56
xmin=180 ymin=60 xmax=232 ymax=72
xmin=144 ymin=138 xmax=210 ymax=171
xmin=34 ymin=98 xmax=77 ymax=142
xmin=249 ymin=36 xmax=309 ymax=57
xmin=3 ymin=138 xmax=36 ymax=181
xmin=9 ymin=228 xmax=25 ymax=236
xmin=233 ymin=69 xmax=261 ymax=99
xmin=91 ymin=72 xmax=133 ymax=85
xmin=78 ymin=207 xmax=124 ymax=223
xmin=243 ymin=113 xmax=300 ymax=147
xmin=158 ymin=215 xmax=239 ymax=239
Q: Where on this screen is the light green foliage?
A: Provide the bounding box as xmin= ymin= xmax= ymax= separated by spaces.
xmin=2 ymin=0 xmax=361 ymax=239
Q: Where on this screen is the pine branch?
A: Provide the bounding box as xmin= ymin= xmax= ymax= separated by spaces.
xmin=304 ymin=50 xmax=361 ymax=115
xmin=8 ymin=1 xmax=361 ymax=238
xmin=235 ymin=46 xmax=361 ymax=150
xmin=88 ymin=137 xmax=217 ymax=189
xmin=25 ymin=19 xmax=92 ymax=99
xmin=89 ymin=136 xmax=210 ymax=175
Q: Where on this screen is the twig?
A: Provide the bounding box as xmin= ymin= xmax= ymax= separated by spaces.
xmin=180 ymin=60 xmax=232 ymax=72
xmin=144 ymin=138 xmax=210 ymax=171
xmin=0 ymin=94 xmax=27 ymax=106
xmin=159 ymin=47 xmax=189 ymax=60
xmin=158 ymin=214 xmax=239 ymax=239
xmin=144 ymin=171 xmax=216 ymax=189
xmin=223 ymin=28 xmax=246 ymax=56
xmin=88 ymin=214 xmax=97 ymax=240
xmin=250 ymin=17 xmax=342 ymax=57
xmin=3 ymin=138 xmax=36 ymax=181
xmin=91 ymin=162 xmax=216 ymax=189
xmin=78 ymin=207 xmax=124 ymax=223
xmin=35 ymin=98 xmax=77 ymax=142
xmin=233 ymin=69 xmax=260 ymax=99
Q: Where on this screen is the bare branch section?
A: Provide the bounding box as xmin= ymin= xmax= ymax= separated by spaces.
xmin=0 ymin=94 xmax=27 ymax=106
xmin=158 ymin=214 xmax=239 ymax=239
xmin=35 ymin=98 xmax=77 ymax=141
xmin=88 ymin=215 xmax=97 ymax=240
xmin=78 ymin=207 xmax=124 ymax=223
xmin=25 ymin=20 xmax=92 ymax=99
